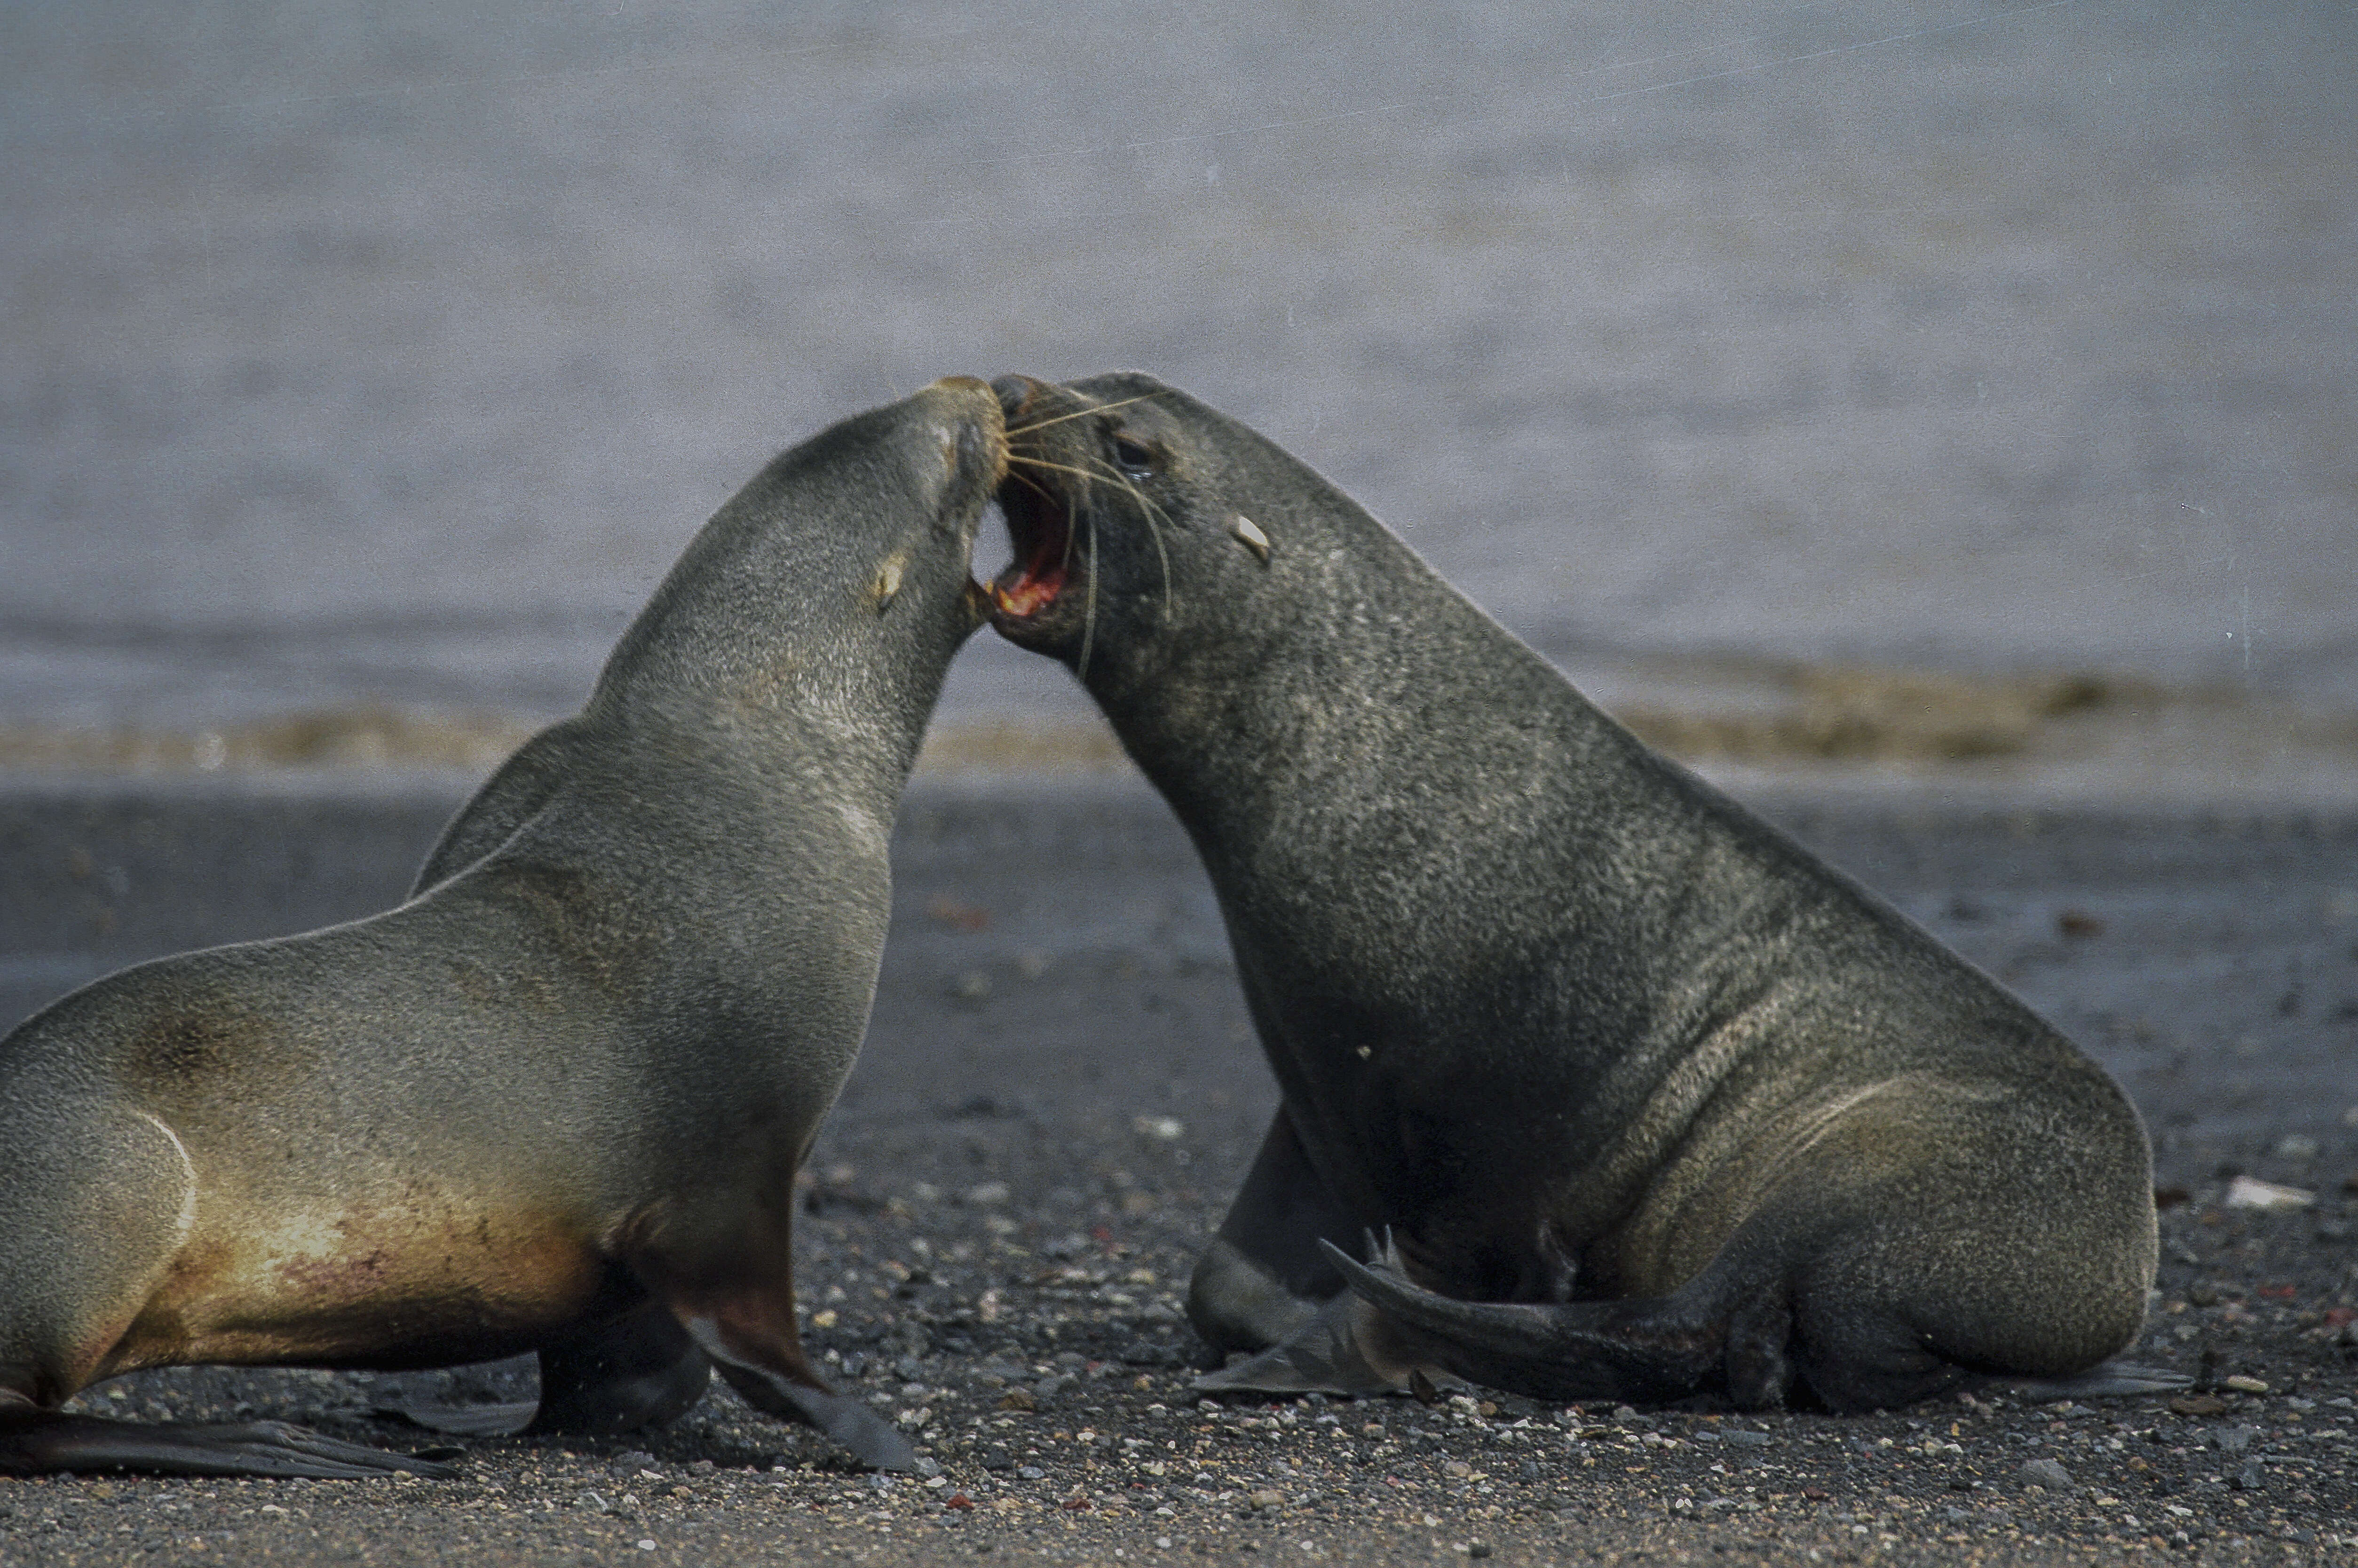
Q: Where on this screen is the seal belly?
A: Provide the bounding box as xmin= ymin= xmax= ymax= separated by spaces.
xmin=101 ymin=1190 xmax=607 ymax=1375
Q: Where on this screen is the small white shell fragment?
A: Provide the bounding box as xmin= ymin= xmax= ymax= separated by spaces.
xmin=2222 ymin=1173 xmax=2313 ymax=1210
xmin=1230 ymin=514 xmax=1272 ymax=562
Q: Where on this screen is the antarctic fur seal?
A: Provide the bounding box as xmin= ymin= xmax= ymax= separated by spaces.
xmin=985 ymin=370 xmax=2160 ymax=1413
xmin=0 ymin=377 xmax=1006 ymax=1476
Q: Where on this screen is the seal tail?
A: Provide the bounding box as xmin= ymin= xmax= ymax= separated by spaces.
xmin=1314 ymin=1238 xmax=1721 ymax=1406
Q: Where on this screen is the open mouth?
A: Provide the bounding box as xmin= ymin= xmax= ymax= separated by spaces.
xmin=988 ymin=476 xmax=1075 ymax=622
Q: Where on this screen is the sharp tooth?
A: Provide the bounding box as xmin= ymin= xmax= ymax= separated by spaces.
xmin=1230 ymin=515 xmax=1272 ymax=563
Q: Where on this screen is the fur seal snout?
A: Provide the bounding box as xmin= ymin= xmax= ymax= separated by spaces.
xmin=0 ymin=377 xmax=1005 ymax=1477
xmin=987 ymin=370 xmax=2161 ymax=1415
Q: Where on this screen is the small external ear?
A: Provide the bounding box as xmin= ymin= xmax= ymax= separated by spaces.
xmin=871 ymin=552 xmax=907 ymax=611
xmin=1230 ymin=515 xmax=1272 ymax=565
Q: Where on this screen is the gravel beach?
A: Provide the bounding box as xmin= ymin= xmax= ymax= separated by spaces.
xmin=0 ymin=769 xmax=2352 ymax=1565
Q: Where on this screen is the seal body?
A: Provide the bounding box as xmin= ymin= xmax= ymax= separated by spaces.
xmin=0 ymin=378 xmax=1006 ymax=1476
xmin=986 ymin=371 xmax=2158 ymax=1412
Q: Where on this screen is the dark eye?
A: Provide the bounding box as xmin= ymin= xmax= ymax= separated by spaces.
xmin=1111 ymin=435 xmax=1157 ymax=482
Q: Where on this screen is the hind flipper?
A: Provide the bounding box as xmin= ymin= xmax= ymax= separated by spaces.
xmin=1193 ymin=1285 xmax=1463 ymax=1397
xmin=0 ymin=1408 xmax=456 ymax=1479
xmin=1316 ymin=1239 xmax=1717 ymax=1405
xmin=734 ymin=1375 xmax=913 ymax=1471
xmin=374 ymin=1400 xmax=537 ymax=1437
xmin=1987 ymin=1362 xmax=2191 ymax=1401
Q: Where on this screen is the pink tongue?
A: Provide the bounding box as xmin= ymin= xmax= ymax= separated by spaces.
xmin=991 ymin=562 xmax=1064 ymax=617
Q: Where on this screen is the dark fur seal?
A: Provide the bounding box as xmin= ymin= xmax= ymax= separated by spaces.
xmin=0 ymin=378 xmax=1006 ymax=1476
xmin=986 ymin=370 xmax=2160 ymax=1413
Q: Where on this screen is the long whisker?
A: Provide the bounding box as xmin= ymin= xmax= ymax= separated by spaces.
xmin=996 ymin=467 xmax=1063 ymax=575
xmin=1002 ymin=455 xmax=1095 ymax=577
xmin=1064 ymin=451 xmax=1178 ymax=625
xmin=1004 ymin=392 xmax=1166 ymax=437
xmin=1003 ymin=455 xmax=1118 ymax=485
xmin=1004 ymin=429 xmax=1180 ymax=628
xmin=1000 ymin=467 xmax=1057 ymax=506
xmin=1077 ymin=507 xmax=1100 ymax=679
xmin=1007 ymin=450 xmax=1180 ymax=623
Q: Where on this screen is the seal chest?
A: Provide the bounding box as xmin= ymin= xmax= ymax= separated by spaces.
xmin=984 ymin=369 xmax=2161 ymax=1415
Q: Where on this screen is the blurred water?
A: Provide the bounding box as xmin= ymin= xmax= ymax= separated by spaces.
xmin=2 ymin=0 xmax=2352 ymax=733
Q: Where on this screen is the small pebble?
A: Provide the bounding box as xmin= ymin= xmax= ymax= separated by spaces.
xmin=2019 ymin=1457 xmax=2074 ymax=1490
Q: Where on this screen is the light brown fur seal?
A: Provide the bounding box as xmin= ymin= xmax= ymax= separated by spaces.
xmin=0 ymin=378 xmax=1005 ymax=1476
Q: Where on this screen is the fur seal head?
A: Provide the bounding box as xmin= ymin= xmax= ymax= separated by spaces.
xmin=987 ymin=371 xmax=1347 ymax=688
xmin=595 ymin=374 xmax=1007 ymax=740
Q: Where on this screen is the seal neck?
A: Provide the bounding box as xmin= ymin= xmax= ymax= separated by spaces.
xmin=578 ymin=483 xmax=966 ymax=803
xmin=1083 ymin=524 xmax=1611 ymax=855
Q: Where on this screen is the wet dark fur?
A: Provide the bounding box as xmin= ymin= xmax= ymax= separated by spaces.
xmin=987 ymin=371 xmax=2158 ymax=1413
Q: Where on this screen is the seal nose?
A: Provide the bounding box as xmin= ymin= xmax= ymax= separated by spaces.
xmin=913 ymin=376 xmax=1007 ymax=489
xmin=991 ymin=375 xmax=1052 ymax=426
xmin=917 ymin=375 xmax=1002 ymax=431
xmin=922 ymin=374 xmax=993 ymax=401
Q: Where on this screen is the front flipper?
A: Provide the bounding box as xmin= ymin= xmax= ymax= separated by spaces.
xmin=1317 ymin=1239 xmax=1718 ymax=1405
xmin=629 ymin=1202 xmax=913 ymax=1472
xmin=1187 ymin=1110 xmax=1360 ymax=1354
xmin=0 ymin=1409 xmax=456 ymax=1480
xmin=732 ymin=1372 xmax=914 ymax=1472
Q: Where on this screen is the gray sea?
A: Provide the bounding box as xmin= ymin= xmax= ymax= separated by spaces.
xmin=3 ymin=0 xmax=2353 ymax=744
